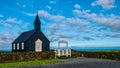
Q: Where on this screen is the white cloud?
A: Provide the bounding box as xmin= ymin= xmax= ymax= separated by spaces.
xmin=50 ymin=15 xmax=65 ymax=22
xmin=16 ymin=28 xmax=23 ymax=34
xmin=0 ymin=33 xmax=15 ymax=49
xmin=83 ymin=36 xmax=95 ymax=40
xmin=0 ymin=20 xmax=12 ymax=28
xmin=23 ymin=10 xmax=90 ymax=26
xmin=74 ymin=4 xmax=81 ymax=9
xmin=73 ymin=9 xmax=91 ymax=16
xmin=46 ymin=5 xmax=51 ymax=9
xmin=57 ymin=34 xmax=78 ymax=39
xmin=50 ymin=1 xmax=56 ymax=4
xmin=91 ymin=16 xmax=120 ymax=29
xmin=73 ymin=9 xmax=82 ymax=14
xmin=66 ymin=18 xmax=89 ymax=25
xmin=49 ymin=36 xmax=59 ymax=42
xmin=22 ymin=12 xmax=36 ymax=16
xmin=23 ymin=22 xmax=30 ymax=28
xmin=6 ymin=18 xmax=22 ymax=24
xmin=91 ymin=0 xmax=116 ymax=9
xmin=0 ymin=17 xmax=27 ymax=28
xmin=16 ymin=2 xmax=26 ymax=8
xmin=0 ymin=14 xmax=4 ymax=17
xmin=23 ymin=10 xmax=65 ymax=22
xmin=73 ymin=9 xmax=120 ymax=29
xmin=106 ymin=33 xmax=120 ymax=38
xmin=6 ymin=18 xmax=16 ymax=22
xmin=38 ymin=10 xmax=51 ymax=18
xmin=3 ymin=23 xmax=12 ymax=28
xmin=47 ymin=23 xmax=80 ymax=42
xmin=23 ymin=9 xmax=120 ymax=41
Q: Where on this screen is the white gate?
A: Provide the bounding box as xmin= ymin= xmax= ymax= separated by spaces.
xmin=55 ymin=40 xmax=71 ymax=57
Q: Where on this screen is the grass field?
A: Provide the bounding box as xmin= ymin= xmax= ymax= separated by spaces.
xmin=0 ymin=59 xmax=57 ymax=68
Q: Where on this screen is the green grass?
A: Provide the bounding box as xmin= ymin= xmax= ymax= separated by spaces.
xmin=0 ymin=50 xmax=11 ymax=52
xmin=0 ymin=59 xmax=57 ymax=68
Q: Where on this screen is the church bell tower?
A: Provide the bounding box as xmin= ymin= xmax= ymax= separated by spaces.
xmin=34 ymin=13 xmax=41 ymax=30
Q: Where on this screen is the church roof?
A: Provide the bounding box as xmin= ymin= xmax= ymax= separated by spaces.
xmin=12 ymin=30 xmax=49 ymax=43
xmin=13 ymin=30 xmax=35 ymax=43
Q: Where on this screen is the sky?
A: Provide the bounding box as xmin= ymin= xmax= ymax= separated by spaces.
xmin=0 ymin=0 xmax=120 ymax=50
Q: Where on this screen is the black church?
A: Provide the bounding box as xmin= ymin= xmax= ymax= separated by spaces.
xmin=12 ymin=14 xmax=50 ymax=52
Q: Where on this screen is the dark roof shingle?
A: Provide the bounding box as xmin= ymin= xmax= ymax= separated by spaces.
xmin=13 ymin=30 xmax=35 ymax=43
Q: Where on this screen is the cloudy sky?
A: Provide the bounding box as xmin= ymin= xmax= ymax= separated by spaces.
xmin=0 ymin=0 xmax=120 ymax=50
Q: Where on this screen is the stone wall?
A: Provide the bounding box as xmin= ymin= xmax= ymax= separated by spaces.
xmin=0 ymin=51 xmax=55 ymax=63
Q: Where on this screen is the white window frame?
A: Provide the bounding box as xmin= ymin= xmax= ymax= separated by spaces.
xmin=17 ymin=43 xmax=19 ymax=50
xmin=13 ymin=44 xmax=15 ymax=50
xmin=21 ymin=42 xmax=24 ymax=50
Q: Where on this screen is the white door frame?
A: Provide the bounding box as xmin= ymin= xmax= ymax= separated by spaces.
xmin=35 ymin=39 xmax=42 ymax=52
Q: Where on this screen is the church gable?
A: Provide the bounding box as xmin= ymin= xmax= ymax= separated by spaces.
xmin=26 ymin=31 xmax=49 ymax=43
xmin=38 ymin=31 xmax=50 ymax=42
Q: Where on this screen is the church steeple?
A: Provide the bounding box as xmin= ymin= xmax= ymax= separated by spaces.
xmin=34 ymin=13 xmax=41 ymax=30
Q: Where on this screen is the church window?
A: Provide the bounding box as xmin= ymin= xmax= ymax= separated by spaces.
xmin=13 ymin=44 xmax=15 ymax=50
xmin=22 ymin=42 xmax=24 ymax=50
xmin=17 ymin=43 xmax=19 ymax=50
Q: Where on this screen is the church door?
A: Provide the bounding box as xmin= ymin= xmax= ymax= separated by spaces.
xmin=35 ymin=39 xmax=42 ymax=52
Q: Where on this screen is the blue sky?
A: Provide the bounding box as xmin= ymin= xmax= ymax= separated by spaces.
xmin=0 ymin=0 xmax=120 ymax=50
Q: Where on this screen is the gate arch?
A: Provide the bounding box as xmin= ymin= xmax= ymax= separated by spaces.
xmin=57 ymin=40 xmax=70 ymax=57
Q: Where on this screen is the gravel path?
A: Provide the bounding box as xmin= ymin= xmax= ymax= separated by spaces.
xmin=17 ymin=57 xmax=120 ymax=68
